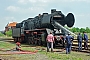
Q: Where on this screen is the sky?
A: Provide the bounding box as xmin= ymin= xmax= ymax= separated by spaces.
xmin=0 ymin=0 xmax=90 ymax=31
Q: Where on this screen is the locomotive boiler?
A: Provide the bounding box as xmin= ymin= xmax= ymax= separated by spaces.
xmin=12 ymin=9 xmax=75 ymax=47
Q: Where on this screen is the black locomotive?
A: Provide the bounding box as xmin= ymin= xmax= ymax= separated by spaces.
xmin=12 ymin=9 xmax=75 ymax=47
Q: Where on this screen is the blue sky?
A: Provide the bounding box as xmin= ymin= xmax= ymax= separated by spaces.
xmin=0 ymin=0 xmax=90 ymax=31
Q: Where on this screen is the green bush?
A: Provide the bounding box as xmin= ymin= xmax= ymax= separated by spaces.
xmin=5 ymin=30 xmax=12 ymax=37
xmin=0 ymin=32 xmax=5 ymax=37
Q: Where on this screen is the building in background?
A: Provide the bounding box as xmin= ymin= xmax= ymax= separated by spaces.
xmin=5 ymin=22 xmax=17 ymax=32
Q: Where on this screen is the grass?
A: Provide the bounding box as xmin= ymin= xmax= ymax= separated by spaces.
xmin=0 ymin=37 xmax=90 ymax=60
xmin=39 ymin=50 xmax=90 ymax=60
xmin=87 ymin=33 xmax=90 ymax=38
xmin=0 ymin=41 xmax=15 ymax=49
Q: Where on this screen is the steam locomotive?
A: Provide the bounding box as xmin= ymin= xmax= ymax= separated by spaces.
xmin=12 ymin=9 xmax=75 ymax=47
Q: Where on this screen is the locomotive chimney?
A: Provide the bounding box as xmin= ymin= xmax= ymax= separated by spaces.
xmin=51 ymin=9 xmax=56 ymax=13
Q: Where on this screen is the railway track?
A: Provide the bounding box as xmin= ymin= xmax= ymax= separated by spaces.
xmin=0 ymin=37 xmax=90 ymax=53
xmin=72 ymin=39 xmax=90 ymax=53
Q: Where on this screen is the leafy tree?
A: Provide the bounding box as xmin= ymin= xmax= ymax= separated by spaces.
xmin=0 ymin=32 xmax=5 ymax=36
xmin=76 ymin=27 xmax=80 ymax=32
xmin=71 ymin=27 xmax=77 ymax=33
xmin=5 ymin=30 xmax=12 ymax=37
xmin=67 ymin=27 xmax=90 ymax=33
xmin=80 ymin=28 xmax=85 ymax=33
xmin=85 ymin=27 xmax=90 ymax=33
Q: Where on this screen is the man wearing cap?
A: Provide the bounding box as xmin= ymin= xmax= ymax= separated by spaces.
xmin=46 ymin=32 xmax=54 ymax=52
xmin=65 ymin=33 xmax=73 ymax=54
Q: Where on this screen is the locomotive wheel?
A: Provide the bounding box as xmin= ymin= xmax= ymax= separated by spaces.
xmin=65 ymin=13 xmax=75 ymax=27
xmin=31 ymin=37 xmax=34 ymax=44
xmin=38 ymin=40 xmax=42 ymax=46
xmin=18 ymin=37 xmax=22 ymax=43
xmin=28 ymin=38 xmax=31 ymax=44
xmin=35 ymin=40 xmax=37 ymax=45
xmin=28 ymin=37 xmax=33 ymax=44
xmin=14 ymin=38 xmax=18 ymax=43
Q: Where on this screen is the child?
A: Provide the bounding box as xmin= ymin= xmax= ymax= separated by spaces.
xmin=16 ymin=42 xmax=21 ymax=51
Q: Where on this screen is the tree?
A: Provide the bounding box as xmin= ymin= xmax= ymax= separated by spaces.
xmin=5 ymin=29 xmax=12 ymax=37
xmin=0 ymin=32 xmax=5 ymax=36
xmin=80 ymin=28 xmax=85 ymax=33
xmin=76 ymin=27 xmax=80 ymax=32
xmin=71 ymin=27 xmax=77 ymax=33
xmin=85 ymin=27 xmax=90 ymax=33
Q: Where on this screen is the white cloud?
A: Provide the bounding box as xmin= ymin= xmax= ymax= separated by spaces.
xmin=6 ymin=6 xmax=20 ymax=12
xmin=6 ymin=6 xmax=45 ymax=15
xmin=49 ymin=0 xmax=90 ymax=3
xmin=65 ymin=0 xmax=90 ymax=3
xmin=0 ymin=17 xmax=16 ymax=30
xmin=4 ymin=17 xmax=15 ymax=21
xmin=76 ymin=14 xmax=90 ymax=17
xmin=18 ymin=0 xmax=51 ymax=4
xmin=28 ymin=0 xmax=50 ymax=3
xmin=18 ymin=0 xmax=29 ymax=4
xmin=28 ymin=7 xmax=44 ymax=11
xmin=18 ymin=7 xmax=46 ymax=15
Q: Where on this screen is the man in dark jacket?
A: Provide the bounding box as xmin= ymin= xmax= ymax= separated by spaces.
xmin=77 ymin=33 xmax=82 ymax=51
xmin=65 ymin=33 xmax=73 ymax=54
xmin=83 ymin=32 xmax=88 ymax=50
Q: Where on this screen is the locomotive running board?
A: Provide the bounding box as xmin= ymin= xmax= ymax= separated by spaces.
xmin=52 ymin=21 xmax=76 ymax=36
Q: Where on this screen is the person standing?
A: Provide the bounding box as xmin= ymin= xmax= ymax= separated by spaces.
xmin=77 ymin=33 xmax=83 ymax=51
xmin=65 ymin=33 xmax=73 ymax=54
xmin=83 ymin=32 xmax=88 ymax=50
xmin=46 ymin=32 xmax=54 ymax=52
